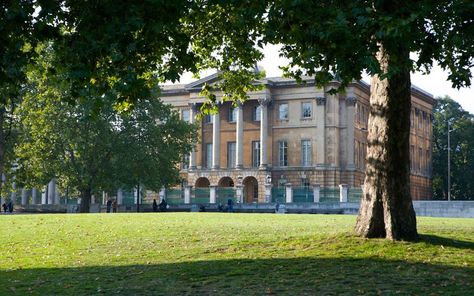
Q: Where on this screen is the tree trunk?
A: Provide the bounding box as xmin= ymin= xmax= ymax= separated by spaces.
xmin=79 ymin=188 xmax=92 ymax=213
xmin=355 ymin=44 xmax=418 ymax=240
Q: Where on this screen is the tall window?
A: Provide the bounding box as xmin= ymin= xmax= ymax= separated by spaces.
xmin=279 ymin=141 xmax=288 ymax=167
xmin=410 ymin=145 xmax=415 ymax=172
xmin=203 ymin=114 xmax=212 ymax=124
xmin=182 ymin=109 xmax=190 ymax=122
xmin=418 ymin=147 xmax=423 ymax=172
xmin=252 ymin=141 xmax=261 ymax=167
xmin=301 ymin=140 xmax=312 ymax=166
xmin=302 ymin=102 xmax=312 ymax=118
xmin=227 ymin=142 xmax=236 ymax=168
xmin=253 ymin=105 xmax=261 ymax=121
xmin=206 ymin=143 xmax=213 ymax=168
xmin=228 ymin=106 xmax=237 ymax=122
xmin=279 ymin=103 xmax=288 ymax=120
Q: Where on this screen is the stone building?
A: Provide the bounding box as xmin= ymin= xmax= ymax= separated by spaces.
xmin=161 ymin=74 xmax=434 ymax=202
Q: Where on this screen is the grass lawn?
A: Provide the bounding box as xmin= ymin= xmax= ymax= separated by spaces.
xmin=0 ymin=213 xmax=473 ymax=295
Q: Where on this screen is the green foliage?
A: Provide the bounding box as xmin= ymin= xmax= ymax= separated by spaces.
xmin=186 ymin=1 xmax=473 ymax=94
xmin=15 ymin=45 xmax=196 ymax=200
xmin=0 ymin=214 xmax=472 ymax=294
xmin=432 ymin=96 xmax=474 ymax=200
xmin=49 ymin=0 xmax=196 ymax=111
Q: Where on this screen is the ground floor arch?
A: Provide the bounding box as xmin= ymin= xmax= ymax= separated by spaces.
xmin=195 ymin=177 xmax=210 ymax=188
xmin=243 ymin=176 xmax=258 ymax=203
xmin=218 ymin=177 xmax=234 ymax=187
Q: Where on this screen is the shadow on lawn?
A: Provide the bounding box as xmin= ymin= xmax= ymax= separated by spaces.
xmin=418 ymin=234 xmax=474 ymax=250
xmin=1 ymin=257 xmax=472 ymax=295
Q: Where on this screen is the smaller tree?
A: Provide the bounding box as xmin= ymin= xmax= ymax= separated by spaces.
xmin=114 ymin=97 xmax=197 ymax=196
xmin=432 ymin=96 xmax=474 ymax=200
xmin=16 ymin=46 xmax=196 ymax=212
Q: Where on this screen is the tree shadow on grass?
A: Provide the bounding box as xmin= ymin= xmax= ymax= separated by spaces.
xmin=418 ymin=234 xmax=474 ymax=250
xmin=1 ymin=257 xmax=472 ymax=295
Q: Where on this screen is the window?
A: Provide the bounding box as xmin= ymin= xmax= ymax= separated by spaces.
xmin=279 ymin=103 xmax=288 ymax=120
xmin=410 ymin=145 xmax=415 ymax=172
xmin=418 ymin=147 xmax=423 ymax=172
xmin=203 ymin=114 xmax=212 ymax=124
xmin=252 ymin=141 xmax=261 ymax=167
xmin=227 ymin=142 xmax=236 ymax=168
xmin=253 ymin=105 xmax=261 ymax=121
xmin=228 ymin=106 xmax=237 ymax=122
xmin=205 ymin=143 xmax=213 ymax=168
xmin=410 ymin=109 xmax=414 ymax=128
xmin=302 ymin=102 xmax=312 ymax=118
xmin=301 ymin=140 xmax=312 ymax=166
xmin=182 ymin=109 xmax=190 ymax=122
xmin=279 ymin=141 xmax=288 ymax=167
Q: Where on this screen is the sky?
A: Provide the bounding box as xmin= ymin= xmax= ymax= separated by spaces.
xmin=176 ymin=44 xmax=474 ymax=114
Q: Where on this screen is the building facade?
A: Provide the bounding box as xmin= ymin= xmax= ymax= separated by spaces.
xmin=161 ymin=74 xmax=434 ymax=202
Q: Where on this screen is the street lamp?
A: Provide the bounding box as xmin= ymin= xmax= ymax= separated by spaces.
xmin=447 ymin=121 xmax=455 ymax=201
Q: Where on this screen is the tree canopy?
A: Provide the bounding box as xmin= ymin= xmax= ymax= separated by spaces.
xmin=432 ymin=96 xmax=474 ymax=200
xmin=15 ymin=45 xmax=196 ymax=212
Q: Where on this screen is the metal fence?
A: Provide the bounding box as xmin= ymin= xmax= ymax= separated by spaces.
xmin=165 ymin=188 xmax=183 ymax=205
xmin=271 ymin=187 xmax=286 ymax=203
xmin=293 ymin=187 xmax=314 ymax=203
xmin=348 ymin=187 xmax=363 ymax=203
xmin=216 ymin=187 xmax=238 ymax=204
xmin=192 ymin=188 xmax=210 ymax=204
xmin=320 ymin=187 xmax=340 ymax=203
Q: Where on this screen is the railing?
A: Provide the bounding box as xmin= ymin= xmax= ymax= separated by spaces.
xmin=293 ymin=187 xmax=314 ymax=203
xmin=271 ymin=187 xmax=286 ymax=203
xmin=192 ymin=188 xmax=210 ymax=204
xmin=320 ymin=187 xmax=340 ymax=203
xmin=165 ymin=189 xmax=183 ymax=205
xmin=216 ymin=187 xmax=238 ymax=204
xmin=348 ymin=187 xmax=363 ymax=203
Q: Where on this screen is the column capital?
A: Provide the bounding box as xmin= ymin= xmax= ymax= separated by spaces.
xmin=346 ymin=97 xmax=357 ymax=106
xmin=258 ymin=97 xmax=272 ymax=107
xmin=316 ymin=97 xmax=326 ymax=105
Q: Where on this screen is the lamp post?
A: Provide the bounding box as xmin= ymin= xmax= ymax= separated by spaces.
xmin=447 ymin=121 xmax=455 ymax=201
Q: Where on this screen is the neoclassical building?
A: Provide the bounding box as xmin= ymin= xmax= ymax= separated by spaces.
xmin=161 ymin=74 xmax=434 ymax=202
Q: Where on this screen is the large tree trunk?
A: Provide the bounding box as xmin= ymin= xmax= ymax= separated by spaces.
xmin=354 ymin=44 xmax=418 ymax=240
xmin=79 ymin=187 xmax=92 ymax=213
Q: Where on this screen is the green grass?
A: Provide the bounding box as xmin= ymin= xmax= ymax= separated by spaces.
xmin=0 ymin=213 xmax=473 ymax=295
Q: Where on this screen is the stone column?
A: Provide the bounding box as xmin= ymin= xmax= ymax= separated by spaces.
xmin=264 ymin=183 xmax=272 ymax=203
xmin=212 ymin=111 xmax=220 ymax=169
xmin=189 ymin=104 xmax=197 ymax=169
xmin=313 ymin=184 xmax=321 ymax=203
xmin=235 ymin=185 xmax=243 ymax=203
xmin=21 ymin=188 xmax=28 ymax=205
xmin=159 ymin=187 xmax=166 ymax=201
xmin=41 ymin=187 xmax=47 ymax=204
xmin=47 ymin=179 xmax=56 ymax=204
xmin=32 ymin=188 xmax=38 ymax=205
xmin=315 ymin=97 xmax=326 ymax=166
xmin=184 ymin=186 xmax=192 ymax=204
xmin=117 ymin=188 xmax=123 ymax=205
xmin=258 ymin=97 xmax=271 ymax=169
xmin=346 ymin=97 xmax=356 ymax=168
xmin=209 ymin=185 xmax=217 ymax=204
xmin=339 ymin=184 xmax=348 ymax=203
xmin=235 ymin=102 xmax=244 ymax=169
xmin=285 ymin=183 xmax=293 ymax=203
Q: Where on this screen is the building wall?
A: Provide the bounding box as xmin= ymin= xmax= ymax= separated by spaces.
xmin=164 ymin=78 xmax=434 ymax=201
